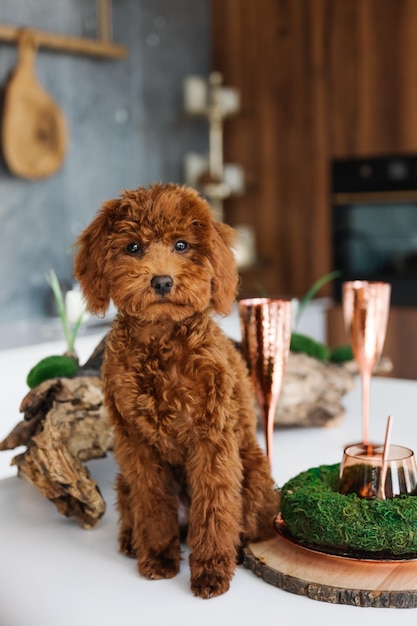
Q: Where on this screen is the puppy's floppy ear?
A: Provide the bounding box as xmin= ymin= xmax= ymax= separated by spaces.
xmin=73 ymin=199 xmax=119 ymax=315
xmin=210 ymin=221 xmax=239 ymax=315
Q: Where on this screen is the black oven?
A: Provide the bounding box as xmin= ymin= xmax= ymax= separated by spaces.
xmin=331 ymin=155 xmax=417 ymax=305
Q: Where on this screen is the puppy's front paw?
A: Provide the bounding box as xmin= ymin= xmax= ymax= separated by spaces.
xmin=189 ymin=556 xmax=233 ymax=599
xmin=138 ymin=544 xmax=181 ymax=580
xmin=191 ymin=572 xmax=230 ymax=599
xmin=119 ymin=530 xmax=137 ymax=559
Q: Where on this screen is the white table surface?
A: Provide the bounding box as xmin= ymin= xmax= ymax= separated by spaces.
xmin=2 ymin=322 xmax=417 ymax=624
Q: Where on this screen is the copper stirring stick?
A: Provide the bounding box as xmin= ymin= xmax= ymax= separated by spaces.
xmin=377 ymin=415 xmax=393 ymax=501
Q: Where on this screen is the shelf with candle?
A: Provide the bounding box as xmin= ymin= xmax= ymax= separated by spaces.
xmin=183 ymin=73 xmax=241 ymax=118
xmin=182 ymin=71 xmax=269 ymax=275
xmin=184 ymin=154 xmax=246 ymax=197
xmin=183 ymin=72 xmax=245 ymax=221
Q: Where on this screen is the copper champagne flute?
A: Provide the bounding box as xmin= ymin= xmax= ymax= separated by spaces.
xmin=238 ymin=298 xmax=292 ymax=462
xmin=342 ymin=281 xmax=391 ymax=447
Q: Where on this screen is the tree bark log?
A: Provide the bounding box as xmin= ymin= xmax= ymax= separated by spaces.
xmin=0 ymin=376 xmax=113 ymax=528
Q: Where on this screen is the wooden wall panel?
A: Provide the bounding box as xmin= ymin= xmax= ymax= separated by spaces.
xmin=328 ymin=0 xmax=417 ymax=156
xmin=212 ymin=0 xmax=331 ymax=299
xmin=212 ymin=0 xmax=417 ymax=297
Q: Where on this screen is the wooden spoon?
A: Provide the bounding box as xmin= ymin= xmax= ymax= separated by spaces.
xmin=2 ymin=29 xmax=68 ymax=179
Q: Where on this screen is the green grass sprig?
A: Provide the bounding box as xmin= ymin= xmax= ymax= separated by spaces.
xmin=294 ymin=269 xmax=342 ymax=328
xmin=46 ymin=269 xmax=85 ymax=355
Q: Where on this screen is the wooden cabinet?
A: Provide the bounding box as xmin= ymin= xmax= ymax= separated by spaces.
xmin=212 ymin=0 xmax=417 ymax=377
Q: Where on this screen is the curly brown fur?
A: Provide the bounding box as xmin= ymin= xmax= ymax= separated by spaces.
xmin=74 ymin=183 xmax=279 ymax=598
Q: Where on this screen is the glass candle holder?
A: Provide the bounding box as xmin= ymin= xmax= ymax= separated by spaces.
xmin=339 ymin=443 xmax=417 ymax=500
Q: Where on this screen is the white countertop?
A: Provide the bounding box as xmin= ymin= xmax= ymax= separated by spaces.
xmin=2 ymin=314 xmax=417 ymax=624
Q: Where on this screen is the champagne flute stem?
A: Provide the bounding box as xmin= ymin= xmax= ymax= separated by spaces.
xmin=266 ymin=406 xmax=274 ymax=463
xmin=362 ymin=369 xmax=372 ymax=448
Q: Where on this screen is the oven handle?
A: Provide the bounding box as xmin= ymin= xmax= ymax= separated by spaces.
xmin=332 ymin=190 xmax=417 ymax=205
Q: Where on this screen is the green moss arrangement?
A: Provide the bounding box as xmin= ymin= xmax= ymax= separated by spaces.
xmin=290 ymin=332 xmax=330 ymax=361
xmin=280 ymin=464 xmax=417 ymax=555
xmin=290 ymin=332 xmax=353 ymax=363
xmin=26 ymin=354 xmax=78 ymax=389
xmin=329 ymin=344 xmax=353 ymax=363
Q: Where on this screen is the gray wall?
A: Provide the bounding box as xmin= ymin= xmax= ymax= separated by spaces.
xmin=0 ymin=0 xmax=210 ymax=334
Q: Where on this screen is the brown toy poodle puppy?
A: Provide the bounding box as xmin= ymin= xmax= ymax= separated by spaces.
xmin=74 ymin=183 xmax=279 ymax=598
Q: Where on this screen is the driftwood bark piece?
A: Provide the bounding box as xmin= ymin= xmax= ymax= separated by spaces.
xmin=275 ymin=353 xmax=355 ymax=427
xmin=1 ymin=376 xmax=113 ymax=529
xmin=274 ymin=353 xmax=392 ymax=428
xmin=0 ymin=380 xmax=62 ymax=451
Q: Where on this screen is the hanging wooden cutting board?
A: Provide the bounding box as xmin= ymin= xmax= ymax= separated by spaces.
xmin=2 ymin=29 xmax=68 ymax=180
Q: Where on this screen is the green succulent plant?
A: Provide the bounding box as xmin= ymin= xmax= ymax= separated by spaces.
xmin=26 ymin=270 xmax=87 ymax=388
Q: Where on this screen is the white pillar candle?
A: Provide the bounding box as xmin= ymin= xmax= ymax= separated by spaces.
xmin=233 ymin=225 xmax=256 ymax=268
xmin=223 ymin=163 xmax=245 ymax=194
xmin=65 ymin=290 xmax=89 ymax=325
xmin=183 ymin=76 xmax=207 ymax=113
xmin=184 ymin=152 xmax=209 ymax=187
xmin=218 ymin=87 xmax=240 ymax=114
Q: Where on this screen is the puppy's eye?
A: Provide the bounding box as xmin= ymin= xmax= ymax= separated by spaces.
xmin=174 ymin=240 xmax=188 ymax=253
xmin=126 ymin=242 xmax=143 ymax=255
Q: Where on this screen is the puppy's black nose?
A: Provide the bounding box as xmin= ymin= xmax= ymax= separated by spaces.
xmin=151 ymin=275 xmax=173 ymax=296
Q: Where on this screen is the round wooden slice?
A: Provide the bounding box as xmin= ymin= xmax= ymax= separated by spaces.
xmin=243 ymin=533 xmax=417 ymax=608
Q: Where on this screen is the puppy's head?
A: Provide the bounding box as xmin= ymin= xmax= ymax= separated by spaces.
xmin=74 ymin=184 xmax=238 ymax=322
